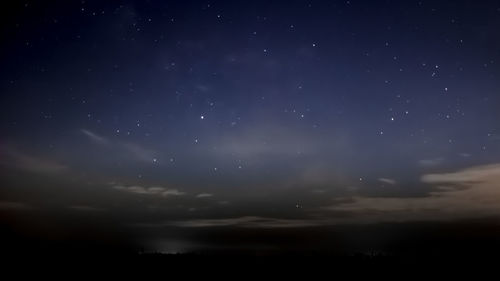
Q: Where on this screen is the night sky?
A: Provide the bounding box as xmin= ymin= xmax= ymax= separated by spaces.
xmin=1 ymin=0 xmax=500 ymax=255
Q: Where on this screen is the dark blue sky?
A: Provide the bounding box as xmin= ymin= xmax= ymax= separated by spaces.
xmin=1 ymin=0 xmax=500 ymax=253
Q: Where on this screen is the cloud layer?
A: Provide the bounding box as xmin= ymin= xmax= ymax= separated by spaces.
xmin=113 ymin=185 xmax=186 ymax=197
xmin=324 ymin=164 xmax=500 ymax=222
xmin=145 ymin=216 xmax=323 ymax=228
xmin=0 ymin=145 xmax=67 ymax=174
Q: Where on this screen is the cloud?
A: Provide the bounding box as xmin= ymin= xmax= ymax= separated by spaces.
xmin=0 ymin=145 xmax=67 ymax=174
xmin=378 ymin=178 xmax=397 ymax=185
xmin=418 ymin=157 xmax=444 ymax=167
xmin=421 ymin=164 xmax=500 ymax=184
xmin=142 ymin=216 xmax=323 ymax=228
xmin=323 ymin=163 xmax=500 ymax=222
xmin=81 ymin=129 xmax=156 ymax=163
xmin=196 ymin=193 xmax=213 ymax=198
xmin=112 ymin=185 xmax=185 ymax=197
xmin=81 ymin=129 xmax=109 ymax=144
xmin=136 ymin=163 xmax=500 ymax=228
xmin=162 ymin=189 xmax=186 ymax=197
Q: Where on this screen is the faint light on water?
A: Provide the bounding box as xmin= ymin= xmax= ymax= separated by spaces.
xmin=143 ymin=239 xmax=198 ymax=255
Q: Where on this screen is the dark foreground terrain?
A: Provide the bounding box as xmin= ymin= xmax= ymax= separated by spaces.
xmin=3 ymin=218 xmax=500 ymax=276
xmin=3 ymin=210 xmax=500 ymax=275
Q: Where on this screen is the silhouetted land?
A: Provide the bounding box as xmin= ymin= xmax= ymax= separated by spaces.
xmin=3 ymin=216 xmax=500 ymax=275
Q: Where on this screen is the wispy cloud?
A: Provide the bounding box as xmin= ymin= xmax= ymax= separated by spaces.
xmin=81 ymin=129 xmax=156 ymax=163
xmin=142 ymin=216 xmax=323 ymax=228
xmin=0 ymin=145 xmax=67 ymax=174
xmin=162 ymin=189 xmax=186 ymax=196
xmin=81 ymin=129 xmax=109 ymax=144
xmin=112 ymin=185 xmax=185 ymax=197
xmin=378 ymin=178 xmax=397 ymax=185
xmin=196 ymin=193 xmax=213 ymax=198
xmin=418 ymin=157 xmax=444 ymax=167
xmin=421 ymin=164 xmax=500 ymax=184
